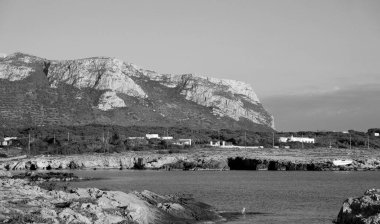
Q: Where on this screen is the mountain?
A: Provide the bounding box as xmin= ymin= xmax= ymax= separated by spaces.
xmin=0 ymin=52 xmax=274 ymax=131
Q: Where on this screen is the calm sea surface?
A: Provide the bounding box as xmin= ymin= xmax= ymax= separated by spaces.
xmin=63 ymin=170 xmax=380 ymax=224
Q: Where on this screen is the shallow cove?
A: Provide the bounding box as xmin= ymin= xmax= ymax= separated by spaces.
xmin=58 ymin=170 xmax=380 ymax=224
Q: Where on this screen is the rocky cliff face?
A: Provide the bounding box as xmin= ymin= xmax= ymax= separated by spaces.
xmin=0 ymin=52 xmax=274 ymax=130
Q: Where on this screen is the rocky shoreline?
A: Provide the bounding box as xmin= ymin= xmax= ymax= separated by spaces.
xmin=1 ymin=148 xmax=380 ymax=172
xmin=0 ymin=171 xmax=224 ymax=224
xmin=2 ymin=169 xmax=380 ymax=223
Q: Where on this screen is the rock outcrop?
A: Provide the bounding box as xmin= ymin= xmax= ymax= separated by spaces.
xmin=47 ymin=57 xmax=148 ymax=98
xmin=97 ymin=91 xmax=127 ymax=110
xmin=336 ymin=189 xmax=380 ymax=224
xmin=0 ymin=52 xmax=273 ymax=130
xmin=0 ymin=178 xmax=224 ymax=224
xmin=0 ymin=53 xmax=36 ymax=81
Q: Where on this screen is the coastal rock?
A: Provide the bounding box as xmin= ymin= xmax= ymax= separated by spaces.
xmin=58 ymin=208 xmax=92 ymax=224
xmin=144 ymin=156 xmax=181 ymax=169
xmin=198 ymin=158 xmax=229 ymax=170
xmin=40 ymin=208 xmax=58 ymax=222
xmin=80 ymin=202 xmax=124 ymax=224
xmin=0 ymin=178 xmax=223 ymax=224
xmin=336 ymin=188 xmax=380 ymax=224
xmin=2 ymin=148 xmax=379 ymax=172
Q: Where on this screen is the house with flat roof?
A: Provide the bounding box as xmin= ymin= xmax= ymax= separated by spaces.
xmin=176 ymin=139 xmax=192 ymax=145
xmin=1 ymin=137 xmax=17 ymax=146
xmin=145 ymin=134 xmax=160 ymax=139
xmin=279 ymin=136 xmax=315 ymax=144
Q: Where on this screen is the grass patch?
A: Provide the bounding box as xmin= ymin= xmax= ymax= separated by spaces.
xmin=4 ymin=211 xmax=49 ymax=224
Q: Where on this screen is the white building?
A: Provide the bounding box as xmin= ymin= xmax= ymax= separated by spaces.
xmin=127 ymin=137 xmax=145 ymax=140
xmin=177 ymin=139 xmax=192 ymax=145
xmin=279 ymin=137 xmax=289 ymax=143
xmin=1 ymin=137 xmax=17 ymax=146
xmin=375 ymin=133 xmax=379 ymax=137
xmin=145 ymin=134 xmax=160 ymax=139
xmin=161 ymin=136 xmax=174 ymax=140
xmin=279 ymin=136 xmax=315 ymax=144
xmin=210 ymin=141 xmax=225 ymax=147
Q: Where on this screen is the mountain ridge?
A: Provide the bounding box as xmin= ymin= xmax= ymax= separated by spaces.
xmin=0 ymin=52 xmax=274 ymax=131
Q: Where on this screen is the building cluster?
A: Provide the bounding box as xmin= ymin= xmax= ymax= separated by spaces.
xmin=209 ymin=140 xmax=264 ymax=149
xmin=127 ymin=134 xmax=192 ymax=146
xmin=209 ymin=134 xmax=317 ymax=149
xmin=4 ymin=131 xmax=377 ymax=150
xmin=279 ymin=136 xmax=315 ymax=144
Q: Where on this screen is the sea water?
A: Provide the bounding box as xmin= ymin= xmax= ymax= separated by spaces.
xmin=64 ymin=170 xmax=380 ymax=224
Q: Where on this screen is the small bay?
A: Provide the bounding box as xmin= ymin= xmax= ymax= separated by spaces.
xmin=63 ymin=170 xmax=380 ymax=224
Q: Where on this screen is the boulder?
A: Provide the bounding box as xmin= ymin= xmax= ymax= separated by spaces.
xmin=0 ymin=170 xmax=11 ymax=178
xmin=336 ymin=188 xmax=380 ymax=224
xmin=200 ymin=159 xmax=229 ymax=170
xmin=58 ymin=208 xmax=92 ymax=224
xmin=40 ymin=207 xmax=58 ymax=220
xmin=68 ymin=160 xmax=81 ymax=169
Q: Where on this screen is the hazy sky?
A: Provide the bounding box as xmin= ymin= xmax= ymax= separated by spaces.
xmin=1 ymin=0 xmax=379 ymax=131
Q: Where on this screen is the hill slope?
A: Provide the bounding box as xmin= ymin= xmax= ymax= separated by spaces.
xmin=0 ymin=52 xmax=274 ymax=131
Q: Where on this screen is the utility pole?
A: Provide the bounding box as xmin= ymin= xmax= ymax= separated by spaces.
xmin=244 ymin=131 xmax=247 ymax=149
xmin=53 ymin=133 xmax=56 ymax=144
xmin=67 ymin=132 xmax=70 ymax=142
xmin=104 ymin=130 xmax=107 ymax=153
xmin=349 ymin=134 xmax=352 ymax=150
xmin=107 ymin=130 xmax=110 ymax=153
xmin=368 ymin=135 xmax=370 ymax=150
xmin=329 ymin=139 xmax=332 ymax=149
xmin=272 ymin=132 xmax=275 ymax=148
xmin=28 ymin=133 xmax=31 ymax=155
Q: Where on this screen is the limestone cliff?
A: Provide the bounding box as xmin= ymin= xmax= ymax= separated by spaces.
xmin=0 ymin=52 xmax=274 ymax=130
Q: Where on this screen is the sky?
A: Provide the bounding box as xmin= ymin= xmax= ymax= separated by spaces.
xmin=0 ymin=0 xmax=379 ymax=131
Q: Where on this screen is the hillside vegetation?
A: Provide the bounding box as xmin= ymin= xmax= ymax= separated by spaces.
xmin=0 ymin=125 xmax=379 ymax=156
